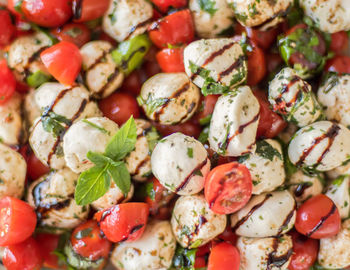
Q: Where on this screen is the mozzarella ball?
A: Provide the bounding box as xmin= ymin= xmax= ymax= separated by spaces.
xmin=103 ymin=0 xmax=153 ymax=42
xmin=325 ymin=176 xmax=350 ymax=219
xmin=0 ymin=92 xmax=23 ymax=145
xmin=318 ymin=219 xmax=350 ymax=269
xmin=209 ymin=86 xmax=260 ymax=156
xmin=63 ymin=117 xmax=119 ymax=173
xmin=288 ymin=121 xmax=350 ymax=171
xmin=241 ymin=139 xmax=285 ymax=194
xmin=327 ymin=161 xmax=350 ymax=179
xmin=126 ymin=119 xmax=159 ymax=182
xmin=24 ymin=89 xmax=41 ymax=127
xmin=318 ymin=74 xmax=350 ymax=126
xmin=139 ymin=73 xmax=200 ymax=125
xmin=0 ymin=143 xmax=26 ymax=199
xmin=300 ymin=0 xmax=350 ymax=33
xmin=8 ymin=32 xmax=51 ymax=82
xmin=288 ymin=170 xmax=323 ymax=204
xmin=27 ymin=168 xmax=89 ymax=230
xmin=269 ymin=67 xmax=322 ymax=127
xmin=237 ymin=234 xmax=293 ymax=270
xmin=231 ymin=191 xmax=296 ymax=237
xmin=189 ymin=0 xmax=234 ymax=38
xmin=184 ymin=39 xmax=247 ymax=89
xmin=151 ymin=133 xmax=210 ymax=195
xmin=227 ymin=0 xmax=293 ymax=28
xmin=171 ymin=195 xmax=226 ymax=248
xmin=111 ymin=220 xmax=176 ymax=270
xmin=80 ymin=41 xmax=124 ymax=98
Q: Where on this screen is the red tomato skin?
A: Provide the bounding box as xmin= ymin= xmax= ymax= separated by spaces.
xmin=148 ymin=9 xmax=194 ymax=48
xmin=247 ymin=42 xmax=266 ymax=86
xmin=72 ymin=0 xmax=110 ymax=22
xmin=40 ymin=41 xmax=82 ymax=85
xmin=217 ymin=225 xmax=238 ymax=246
xmin=330 ymin=31 xmax=349 ymax=55
xmin=120 ymin=70 xmax=142 ymax=97
xmin=208 ymin=242 xmax=240 ymax=270
xmin=0 ymin=197 xmax=37 ymax=246
xmin=204 ymin=162 xmax=253 ymax=215
xmin=295 ymin=194 xmax=341 ymax=239
xmin=3 ymin=237 xmax=43 ymax=270
xmin=288 ymin=230 xmax=319 ymax=270
xmin=27 ymin=152 xmax=50 ymax=181
xmin=193 ymin=94 xmax=219 ymax=125
xmin=325 ymin=55 xmax=350 ymax=74
xmin=153 ymin=121 xmax=201 ymax=138
xmin=35 ymin=233 xmax=60 ymax=269
xmin=0 ymin=10 xmax=15 ymax=46
xmin=51 ymin=23 xmax=91 ymax=48
xmin=95 ymin=203 xmax=149 ymax=243
xmin=0 ymin=59 xmax=16 ymax=105
xmin=21 ymin=0 xmax=72 ymax=28
xmin=194 ymin=256 xmax=207 ymax=268
xmin=156 ymin=47 xmax=185 ymax=73
xmin=151 ymin=0 xmax=187 ymax=13
xmin=99 ymin=92 xmax=140 ymax=126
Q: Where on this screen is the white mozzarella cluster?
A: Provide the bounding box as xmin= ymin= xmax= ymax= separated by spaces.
xmin=325 ymin=176 xmax=350 ymax=219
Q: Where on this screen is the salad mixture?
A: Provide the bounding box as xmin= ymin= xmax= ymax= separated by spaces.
xmin=0 ymin=0 xmax=350 ymax=269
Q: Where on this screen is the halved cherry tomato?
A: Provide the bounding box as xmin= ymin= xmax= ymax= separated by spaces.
xmin=247 ymin=41 xmax=266 ymax=86
xmin=51 ymin=23 xmax=91 ymax=48
xmin=72 ymin=0 xmax=110 ymax=22
xmin=99 ymin=92 xmax=140 ymax=126
xmin=156 ymin=47 xmax=185 ymax=73
xmin=288 ymin=230 xmax=319 ymax=270
xmin=3 ymin=237 xmax=43 ymax=270
xmin=148 ymin=9 xmax=194 ymax=48
xmin=94 ymin=203 xmax=149 ymax=243
xmin=193 ymin=94 xmax=219 ymax=125
xmin=266 ymin=52 xmax=283 ymax=74
xmin=120 ymin=70 xmax=143 ymax=96
xmin=151 ymin=0 xmax=187 ymax=13
xmin=35 ymin=233 xmax=60 ymax=269
xmin=325 ymin=55 xmax=350 ymax=74
xmin=194 ymin=256 xmax=207 ymax=269
xmin=207 ymin=242 xmax=240 ymax=270
xmin=20 ymin=0 xmax=72 ymax=28
xmin=0 ymin=9 xmax=15 ymax=47
xmin=204 ymin=162 xmax=252 ymax=215
xmin=153 ymin=120 xmax=201 ymax=138
xmin=0 ymin=196 xmax=36 ymax=246
xmin=71 ymin=220 xmax=111 ymax=261
xmin=40 ymin=41 xmax=82 ymax=85
xmin=0 ymin=59 xmax=16 ymax=105
xmin=330 ymin=31 xmax=349 ymax=55
xmin=295 ymin=194 xmax=341 ymax=239
xmin=217 ymin=225 xmax=238 ymax=246
xmin=27 ymin=151 xmax=50 ymax=181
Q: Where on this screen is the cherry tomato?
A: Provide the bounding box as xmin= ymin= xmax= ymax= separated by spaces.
xmin=27 ymin=152 xmax=50 ymax=181
xmin=156 ymin=47 xmax=185 ymax=73
xmin=94 ymin=203 xmax=149 ymax=243
xmin=0 ymin=196 xmax=37 ymax=246
xmin=193 ymin=94 xmax=219 ymax=125
xmin=40 ymin=41 xmax=82 ymax=85
xmin=72 ymin=0 xmax=110 ymax=22
xmin=325 ymin=55 xmax=350 ymax=74
xmin=3 ymin=237 xmax=43 ymax=270
xmin=142 ymin=59 xmax=162 ymax=78
xmin=51 ymin=23 xmax=91 ymax=48
xmin=20 ymin=0 xmax=72 ymax=28
xmin=288 ymin=230 xmax=319 ymax=270
xmin=217 ymin=225 xmax=238 ymax=246
xmin=194 ymin=256 xmax=207 ymax=269
xmin=295 ymin=194 xmax=341 ymax=239
xmin=35 ymin=233 xmax=60 ymax=269
xmin=266 ymin=53 xmax=283 ymax=74
xmin=247 ymin=42 xmax=266 ymax=86
xmin=148 ymin=9 xmax=194 ymax=48
xmin=330 ymin=31 xmax=349 ymax=55
xmin=71 ymin=220 xmax=111 ymax=261
xmin=207 ymin=242 xmax=240 ymax=270
xmin=0 ymin=9 xmax=15 ymax=47
xmin=204 ymin=162 xmax=252 ymax=215
xmin=153 ymin=121 xmax=201 ymax=138
xmin=99 ymin=92 xmax=140 ymax=126
xmin=0 ymin=59 xmax=16 ymax=105
xmin=120 ymin=70 xmax=143 ymax=96
xmin=151 ymin=0 xmax=187 ymax=13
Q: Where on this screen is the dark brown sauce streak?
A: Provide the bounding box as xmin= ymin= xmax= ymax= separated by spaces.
xmin=277 ymin=201 xmax=296 ymax=235
xmin=121 ymin=46 xmax=146 ymax=70
xmin=294 ymin=182 xmax=312 ymax=197
xmin=217 ymin=56 xmax=244 ymax=81
xmin=296 ymin=123 xmax=340 ymax=167
xmin=125 ymin=18 xmax=152 ymax=40
xmin=120 ymin=224 xmax=145 ymax=242
xmin=175 ymin=158 xmax=208 ymax=193
xmin=306 ymin=203 xmax=337 ymax=237
xmin=72 ymin=0 xmax=83 ymax=20
xmin=266 ymin=238 xmax=293 ymax=270
xmin=193 ymin=215 xmax=208 ymax=235
xmin=134 ymin=155 xmax=150 ymax=176
xmin=97 ymin=68 xmax=120 ymax=98
xmin=23 ymin=46 xmax=50 ymax=79
xmin=86 ymin=48 xmax=114 ymax=73
xmin=176 ymin=102 xmax=196 ymax=124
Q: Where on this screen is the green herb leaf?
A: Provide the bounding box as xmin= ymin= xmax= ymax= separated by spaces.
xmin=172 ymin=245 xmax=197 ymax=270
xmin=107 ymin=162 xmax=131 ymax=197
xmin=255 ymin=140 xmax=282 ymax=161
xmin=26 ymin=70 xmax=51 ymax=88
xmin=187 ymin=147 xmax=193 ymax=158
xmin=137 ymin=95 xmax=169 ymax=116
xmin=198 ymin=0 xmax=217 ymax=16
xmin=145 ymin=182 xmax=155 ymax=200
xmin=145 ymin=127 xmax=160 ymax=152
xmin=74 ymin=228 xmax=93 ymax=239
xmin=198 ymin=126 xmax=209 ymax=144
xmin=82 ymin=119 xmax=109 ymax=134
xmin=41 ymin=110 xmax=71 ymax=137
xmin=199 ymin=114 xmax=212 ymax=126
xmin=86 ymin=151 xmax=123 ymax=168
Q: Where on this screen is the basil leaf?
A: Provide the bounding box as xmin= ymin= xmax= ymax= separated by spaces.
xmin=145 ymin=127 xmax=160 ymax=152
xmin=86 ymin=151 xmax=123 ymax=168
xmin=198 ymin=126 xmax=209 ymax=144
xmin=82 ymin=119 xmax=109 ymax=134
xmin=255 ymin=140 xmax=282 ymax=161
xmin=107 ymin=162 xmax=131 ymax=197
xmin=41 ymin=110 xmax=71 ymax=137
xmin=145 ymin=182 xmax=155 ymax=200
xmin=198 ymin=0 xmax=217 ymax=16
xmin=172 ymin=245 xmax=197 ymax=270
xmin=137 ymin=94 xmax=169 ymax=116
xmin=105 ymin=116 xmax=137 ymax=160
xmin=26 ymin=70 xmax=51 ymax=88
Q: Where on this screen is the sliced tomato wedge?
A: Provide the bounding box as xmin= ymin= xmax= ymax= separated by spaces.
xmin=35 ymin=233 xmax=60 ymax=269
xmin=0 ymin=59 xmax=16 ymax=105
xmin=156 ymin=47 xmax=185 ymax=73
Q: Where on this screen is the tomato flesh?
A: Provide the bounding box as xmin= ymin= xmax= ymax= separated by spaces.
xmin=156 ymin=47 xmax=185 ymax=73
xmin=153 ymin=121 xmax=201 ymax=138
xmin=35 ymin=233 xmax=60 ymax=269
xmin=27 ymin=152 xmax=50 ymax=181
xmin=0 ymin=59 xmax=16 ymax=105
xmin=151 ymin=0 xmax=187 ymax=13
xmin=72 ymin=0 xmax=110 ymax=22
xmin=207 ymin=242 xmax=240 ymax=270
xmin=247 ymin=42 xmax=266 ymax=86
xmin=51 ymin=23 xmax=91 ymax=48
xmin=325 ymin=55 xmax=350 ymax=74
xmin=0 ymin=9 xmax=15 ymax=47
xmin=193 ymin=94 xmax=219 ymax=125
xmin=330 ymin=31 xmax=349 ymax=55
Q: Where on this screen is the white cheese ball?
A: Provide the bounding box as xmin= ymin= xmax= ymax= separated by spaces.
xmin=7 ymin=32 xmax=51 ymax=82
xmin=0 ymin=92 xmax=22 ymax=145
xmin=327 ymin=161 xmax=350 ymax=179
xmin=151 ymin=133 xmax=210 ymax=195
xmin=300 ymin=0 xmax=350 ymax=33
xmin=139 ymin=73 xmax=200 ymax=125
xmin=27 ymin=168 xmax=89 ymax=230
xmin=318 ymin=219 xmax=350 ymax=269
xmin=325 ymin=176 xmax=350 ymax=219
xmin=24 ymin=89 xmax=41 ymax=127
xmin=231 ymin=191 xmax=296 ymax=237
xmin=208 ymin=86 xmax=260 ymax=156
xmin=63 ymin=117 xmax=119 ymax=173
xmin=103 ymin=0 xmax=153 ymax=42
xmin=318 ymin=74 xmax=350 ymax=127
xmin=288 ymin=170 xmax=323 ymax=204
xmin=288 ymin=121 xmax=350 ymax=171
xmin=80 ymin=41 xmax=124 ymax=99
xmin=189 ymin=0 xmax=234 ymax=38
xmin=0 ymin=143 xmax=26 ymax=199
xmin=184 ymin=39 xmax=247 ymax=89
xmin=111 ymin=220 xmax=176 ymax=270
xmin=237 ymin=234 xmax=293 ymax=270
xmin=269 ymin=67 xmax=322 ymax=127
xmin=241 ymin=139 xmax=285 ymax=194
xmin=171 ymin=194 xmax=226 ymax=248
xmin=227 ymin=0 xmax=293 ymax=28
